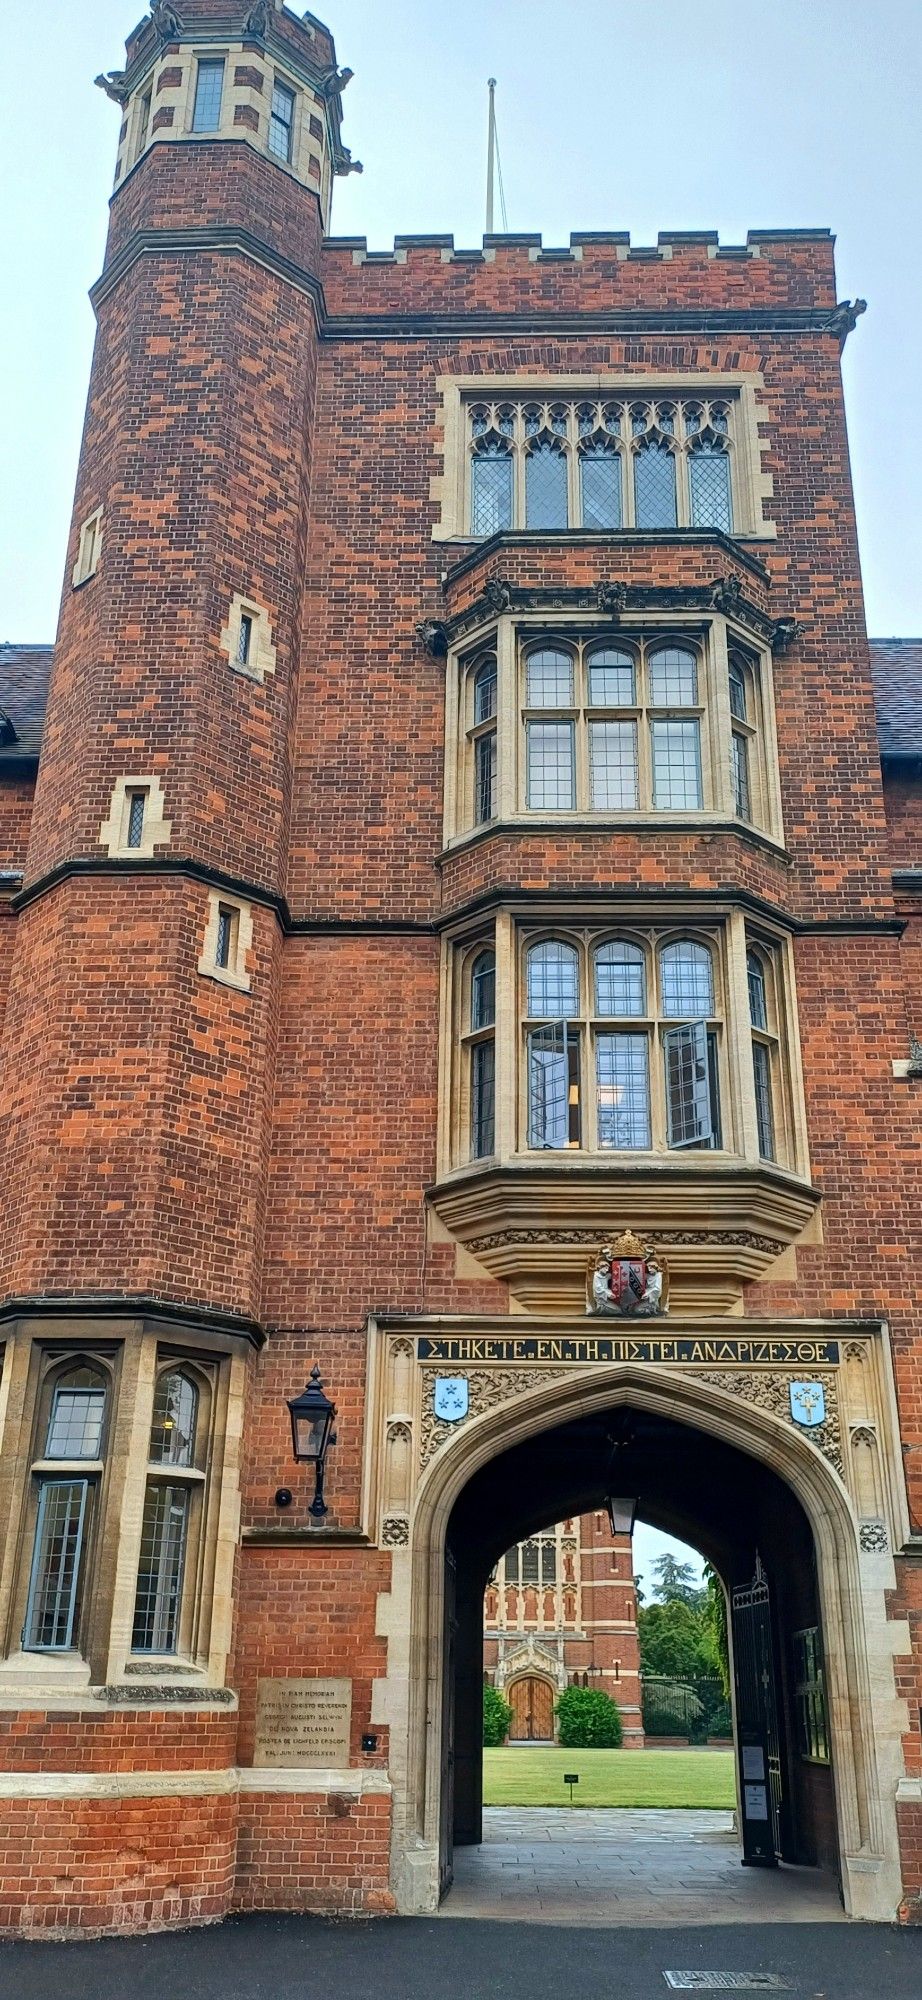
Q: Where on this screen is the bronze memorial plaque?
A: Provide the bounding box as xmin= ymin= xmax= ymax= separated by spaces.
xmin=254 ymin=1677 xmax=352 ymax=1767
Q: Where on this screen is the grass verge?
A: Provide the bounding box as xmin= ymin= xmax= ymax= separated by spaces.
xmin=483 ymin=1746 xmax=736 ymax=1809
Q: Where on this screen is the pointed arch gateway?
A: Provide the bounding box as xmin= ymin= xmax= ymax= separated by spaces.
xmin=387 ymin=1362 xmax=906 ymax=1921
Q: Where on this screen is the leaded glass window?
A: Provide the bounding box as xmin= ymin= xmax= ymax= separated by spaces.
xmin=268 ymin=80 xmax=295 ymax=162
xmin=466 ymin=394 xmax=737 ymax=533
xmin=526 ymin=722 xmax=575 ymax=808
xmin=526 ymin=439 xmax=568 ymax=529
xmin=748 ymin=946 xmax=777 ymax=1161
xmin=594 ymin=940 xmax=646 ymax=1016
xmin=467 ymin=948 xmax=496 ymax=1160
xmin=470 ymin=655 xmax=498 ymax=824
xmin=527 ymin=940 xmax=579 ymax=1017
xmin=516 ymin=637 xmax=707 ymax=820
xmin=192 ymin=58 xmax=224 ymax=132
xmin=526 ymin=647 xmax=573 ymax=706
xmin=24 ymin=1480 xmax=90 ymax=1652
xmin=131 ymin=1368 xmax=206 ymax=1657
xmin=150 ymin=1372 xmax=198 ymax=1468
xmin=126 ymin=790 xmax=147 ymax=849
xmin=596 ymin=1033 xmax=651 ymax=1149
xmin=471 ymin=441 xmax=513 ymax=536
xmin=660 ymin=940 xmax=715 ymax=1019
xmin=729 ymin=652 xmax=758 ymax=823
xmin=634 ymin=437 xmax=678 ymax=529
xmin=46 ymin=1369 xmax=106 ymax=1459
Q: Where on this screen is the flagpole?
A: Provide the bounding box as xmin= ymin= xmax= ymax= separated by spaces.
xmin=486 ymin=77 xmax=497 ymax=234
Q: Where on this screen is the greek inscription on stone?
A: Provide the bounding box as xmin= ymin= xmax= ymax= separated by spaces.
xmin=416 ymin=1335 xmax=840 ymax=1367
xmin=254 ymin=1677 xmax=352 ymax=1768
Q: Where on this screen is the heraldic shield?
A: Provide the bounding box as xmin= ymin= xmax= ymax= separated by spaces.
xmin=789 ymin=1381 xmax=826 ymax=1428
xmin=586 ymin=1230 xmax=669 ymax=1318
xmin=433 ymin=1377 xmax=469 ymax=1422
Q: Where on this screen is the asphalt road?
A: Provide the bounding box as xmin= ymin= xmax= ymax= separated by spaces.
xmin=0 ymin=1916 xmax=919 ymax=2000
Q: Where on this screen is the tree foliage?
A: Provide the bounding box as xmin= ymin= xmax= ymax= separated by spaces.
xmin=638 ymin=1597 xmax=721 ymax=1680
xmin=555 ymin=1685 xmax=623 ymax=1749
xmin=649 ymin=1552 xmax=705 ymax=1608
xmin=482 ymin=1683 xmax=513 ymax=1746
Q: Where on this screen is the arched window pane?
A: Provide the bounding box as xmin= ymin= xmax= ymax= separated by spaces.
xmin=471 ymin=950 xmax=496 ymax=1030
xmin=541 ymin=1540 xmax=557 ymax=1584
xmin=526 ymin=648 xmax=573 ymax=707
xmin=526 ymin=441 xmax=568 ymax=529
xmin=474 ymin=658 xmax=497 ymax=724
xmin=747 ymin=951 xmax=768 ymax=1030
xmin=649 ymin=647 xmax=698 ymax=706
xmin=660 ymin=940 xmax=714 ymax=1019
xmin=580 ymin=447 xmax=622 ymax=529
xmin=527 ymin=940 xmax=579 ymax=1017
xmin=634 ymin=438 xmax=677 ymax=528
xmin=150 ymin=1372 xmax=198 ymax=1468
xmin=588 ymin=648 xmax=635 ymax=706
xmin=732 ymin=731 xmax=751 ymax=819
xmin=505 ymin=1549 xmax=518 ymax=1584
xmin=46 ymin=1368 xmax=107 ymax=1459
xmin=522 ymin=1540 xmax=540 ymax=1584
xmin=728 ymin=661 xmax=747 ymax=721
xmin=689 ymin=443 xmax=732 ymax=532
xmin=471 ymin=446 xmax=513 ymax=535
xmin=594 ymin=940 xmax=646 ymax=1016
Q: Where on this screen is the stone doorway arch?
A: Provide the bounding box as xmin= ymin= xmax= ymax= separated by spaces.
xmin=384 ymin=1362 xmax=906 ymax=1922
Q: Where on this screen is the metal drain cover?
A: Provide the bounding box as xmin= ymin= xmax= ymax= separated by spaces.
xmin=663 ymin=1978 xmax=790 ymax=1992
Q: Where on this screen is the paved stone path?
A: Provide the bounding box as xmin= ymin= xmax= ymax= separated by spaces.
xmin=441 ymin=1807 xmax=847 ymax=1924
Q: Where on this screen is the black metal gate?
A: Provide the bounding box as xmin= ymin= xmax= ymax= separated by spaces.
xmin=731 ymin=1554 xmax=782 ymax=1866
xmin=438 ymin=1547 xmax=457 ymax=1899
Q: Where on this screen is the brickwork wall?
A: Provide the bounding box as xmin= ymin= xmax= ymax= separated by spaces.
xmin=0 ymin=1793 xmax=236 ymax=1935
xmin=234 ymin=1790 xmax=393 ymax=1915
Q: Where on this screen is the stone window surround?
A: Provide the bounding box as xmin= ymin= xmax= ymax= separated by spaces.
xmin=72 ymin=506 xmax=104 ymax=588
xmin=439 ymin=906 xmax=810 ymax=1181
xmin=431 ymin=373 xmax=775 ymax=545
xmin=443 ymin=610 xmax=785 ymax=851
xmin=220 ymin=591 xmax=277 ymax=685
xmin=114 ymin=42 xmax=329 ymax=209
xmin=198 ymin=889 xmax=254 ymax=993
xmin=0 ymin=1325 xmax=246 ymax=1696
xmin=98 ymin=773 xmax=171 ymax=859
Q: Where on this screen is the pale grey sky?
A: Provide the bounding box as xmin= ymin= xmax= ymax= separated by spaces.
xmin=2 ymin=0 xmax=920 ymax=637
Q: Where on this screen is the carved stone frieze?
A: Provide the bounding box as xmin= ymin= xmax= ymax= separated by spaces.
xmin=418 ymin=1362 xmax=842 ymax=1474
xmin=440 ymin=577 xmax=788 ymax=652
xmin=858 ymin=1518 xmax=889 ymax=1553
xmin=694 ymin=1370 xmax=842 ymax=1474
xmin=467 ymin=1227 xmax=787 ymax=1258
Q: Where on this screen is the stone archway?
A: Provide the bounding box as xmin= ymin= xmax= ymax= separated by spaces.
xmin=385 ymin=1362 xmax=906 ymax=1922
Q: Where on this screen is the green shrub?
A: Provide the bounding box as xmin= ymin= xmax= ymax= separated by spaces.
xmin=555 ymin=1685 xmax=623 ymax=1749
xmin=482 ymin=1683 xmax=513 ymax=1747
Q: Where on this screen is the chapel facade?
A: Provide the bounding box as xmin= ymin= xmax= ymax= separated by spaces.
xmin=484 ymin=1517 xmax=643 ymax=1745
xmin=0 ymin=0 xmax=921 ymax=1934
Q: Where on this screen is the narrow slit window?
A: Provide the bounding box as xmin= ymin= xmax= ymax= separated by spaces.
xmin=192 ymin=58 xmax=225 ymax=132
xmin=215 ymin=905 xmax=237 ymax=970
xmin=126 ymin=790 xmax=147 ymax=850
xmin=237 ymin=612 xmax=254 ymax=667
xmin=131 ymin=1483 xmax=189 ymax=1654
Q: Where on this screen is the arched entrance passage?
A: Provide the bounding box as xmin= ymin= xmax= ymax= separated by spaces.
xmin=396 ymin=1365 xmax=903 ymax=1921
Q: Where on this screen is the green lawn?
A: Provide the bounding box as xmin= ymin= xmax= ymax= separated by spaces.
xmin=483 ymin=1746 xmax=736 ymax=1809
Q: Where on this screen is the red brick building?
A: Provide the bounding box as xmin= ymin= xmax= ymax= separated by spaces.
xmin=1 ymin=0 xmax=922 ymax=1934
xmin=483 ymin=1517 xmax=643 ymax=1744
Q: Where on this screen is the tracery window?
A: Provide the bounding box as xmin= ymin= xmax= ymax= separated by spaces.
xmin=467 ymin=396 xmax=735 ymax=534
xmin=522 ymin=636 xmax=704 ymax=815
xmin=522 ymin=931 xmax=723 ymax=1155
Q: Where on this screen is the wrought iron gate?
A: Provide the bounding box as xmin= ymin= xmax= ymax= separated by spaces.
xmin=731 ymin=1555 xmax=782 ymax=1866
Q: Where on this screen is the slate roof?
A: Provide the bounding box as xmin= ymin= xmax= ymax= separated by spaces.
xmin=0 ymin=637 xmax=919 ymax=772
xmin=0 ymin=643 xmax=53 ymax=769
xmin=870 ymin=638 xmax=922 ymax=762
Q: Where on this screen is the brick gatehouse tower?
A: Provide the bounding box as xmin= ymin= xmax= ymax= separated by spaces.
xmin=1 ymin=0 xmax=922 ymax=1933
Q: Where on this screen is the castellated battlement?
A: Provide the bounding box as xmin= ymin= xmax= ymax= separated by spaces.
xmin=319 ymin=227 xmax=842 ymax=319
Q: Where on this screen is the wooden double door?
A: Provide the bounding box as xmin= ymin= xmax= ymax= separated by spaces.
xmin=508 ymin=1674 xmax=555 ymax=1742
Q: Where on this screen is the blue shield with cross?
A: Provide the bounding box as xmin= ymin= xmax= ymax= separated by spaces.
xmin=789 ymin=1381 xmax=826 ymax=1428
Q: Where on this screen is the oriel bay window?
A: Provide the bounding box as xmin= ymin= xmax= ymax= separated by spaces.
xmin=522 ymin=932 xmax=723 ymax=1155
xmin=468 ymin=395 xmax=735 ymax=534
xmin=523 ymin=637 xmax=705 ymax=814
xmin=467 ymin=948 xmax=497 ymax=1159
xmin=448 ymin=623 xmax=780 ymax=842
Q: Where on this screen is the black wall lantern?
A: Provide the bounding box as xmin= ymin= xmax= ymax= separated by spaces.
xmin=606 ymin=1494 xmax=638 ymax=1539
xmin=287 ymin=1365 xmax=337 ymax=1518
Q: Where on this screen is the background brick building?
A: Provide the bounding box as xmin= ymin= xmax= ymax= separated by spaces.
xmin=1 ymin=0 xmax=921 ymax=1935
xmin=483 ymin=1516 xmax=643 ymax=1744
